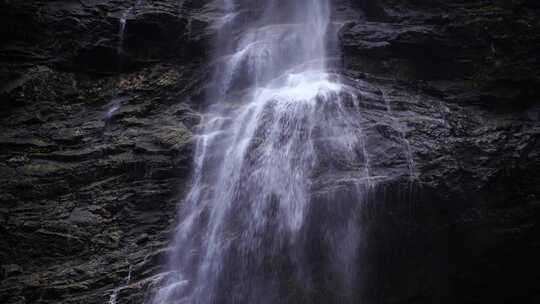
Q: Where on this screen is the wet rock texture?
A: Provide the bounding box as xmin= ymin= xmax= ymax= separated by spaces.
xmin=336 ymin=0 xmax=540 ymax=303
xmin=1 ymin=0 xmax=539 ymax=303
xmin=0 ymin=1 xmax=211 ymax=303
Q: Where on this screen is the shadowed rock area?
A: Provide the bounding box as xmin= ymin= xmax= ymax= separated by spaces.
xmin=1 ymin=0 xmax=539 ymax=303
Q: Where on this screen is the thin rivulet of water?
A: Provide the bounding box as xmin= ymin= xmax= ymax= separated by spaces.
xmin=150 ymin=1 xmax=381 ymax=303
xmin=108 ymin=264 xmax=132 ymax=304
xmin=118 ymin=0 xmax=143 ymax=55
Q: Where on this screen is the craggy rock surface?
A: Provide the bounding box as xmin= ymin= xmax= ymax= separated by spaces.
xmin=336 ymin=1 xmax=540 ymax=303
xmin=339 ymin=0 xmax=540 ymax=104
xmin=1 ymin=1 xmax=212 ymax=303
xmin=0 ymin=63 xmax=203 ymax=304
xmin=1 ymin=0 xmax=539 ymax=303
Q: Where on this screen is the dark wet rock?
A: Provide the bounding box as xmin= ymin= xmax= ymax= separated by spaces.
xmin=0 ymin=0 xmax=209 ymax=298
xmin=334 ymin=1 xmax=540 ymax=302
xmin=339 ymin=0 xmax=540 ymax=107
xmin=0 ymin=0 xmax=215 ymax=75
xmin=1 ymin=264 xmax=23 ymax=280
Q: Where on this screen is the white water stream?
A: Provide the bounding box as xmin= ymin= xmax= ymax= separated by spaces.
xmin=150 ymin=1 xmax=380 ymax=303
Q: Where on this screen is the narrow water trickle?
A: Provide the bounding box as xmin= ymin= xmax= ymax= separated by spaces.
xmin=381 ymin=89 xmax=416 ymax=180
xmin=109 ymin=264 xmax=133 ymax=304
xmin=117 ymin=0 xmax=143 ymax=55
xmin=150 ymin=1 xmax=376 ymax=303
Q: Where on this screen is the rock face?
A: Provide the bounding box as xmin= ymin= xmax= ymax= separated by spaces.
xmin=1 ymin=0 xmax=539 ymax=304
xmin=0 ymin=1 xmax=214 ymax=303
xmin=334 ymin=1 xmax=540 ymax=303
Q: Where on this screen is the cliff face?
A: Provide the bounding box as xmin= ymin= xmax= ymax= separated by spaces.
xmin=0 ymin=1 xmax=212 ymax=303
xmin=336 ymin=1 xmax=540 ymax=302
xmin=1 ymin=0 xmax=539 ymax=303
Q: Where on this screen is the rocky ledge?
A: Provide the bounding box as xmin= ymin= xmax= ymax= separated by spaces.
xmin=1 ymin=1 xmax=214 ymax=303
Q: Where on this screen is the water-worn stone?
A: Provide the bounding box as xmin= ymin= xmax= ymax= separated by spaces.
xmin=0 ymin=1 xmax=208 ymax=300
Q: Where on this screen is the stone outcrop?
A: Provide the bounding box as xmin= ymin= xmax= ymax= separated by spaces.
xmin=1 ymin=1 xmax=213 ymax=303
xmin=339 ymin=0 xmax=540 ymax=104
xmin=336 ymin=1 xmax=540 ymax=303
xmin=1 ymin=0 xmax=539 ymax=303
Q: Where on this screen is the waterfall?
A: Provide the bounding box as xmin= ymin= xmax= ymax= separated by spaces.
xmin=150 ymin=1 xmax=372 ymax=303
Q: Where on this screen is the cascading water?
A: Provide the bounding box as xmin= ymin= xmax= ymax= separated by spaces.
xmin=150 ymin=1 xmax=374 ymax=303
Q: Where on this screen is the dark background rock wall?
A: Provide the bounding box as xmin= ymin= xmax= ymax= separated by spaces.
xmin=336 ymin=0 xmax=540 ymax=303
xmin=0 ymin=1 xmax=213 ymax=303
xmin=1 ymin=0 xmax=539 ymax=303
